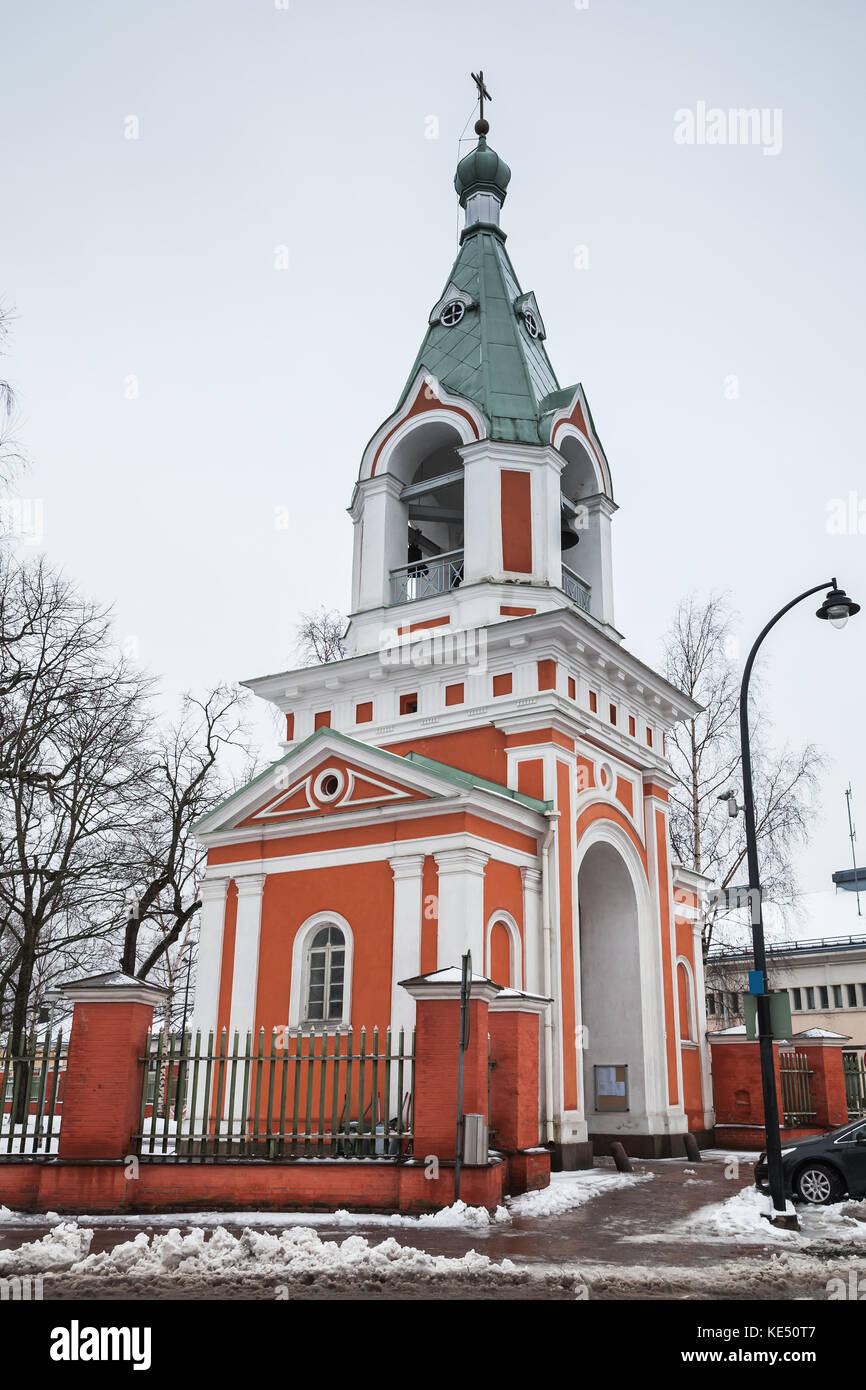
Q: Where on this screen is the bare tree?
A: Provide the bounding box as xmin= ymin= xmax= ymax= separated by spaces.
xmin=119 ymin=684 xmax=253 ymax=983
xmin=295 ymin=607 xmax=346 ymax=665
xmin=0 ymin=552 xmax=152 ymax=1054
xmin=663 ymin=593 xmax=825 ymax=960
xmin=0 ymin=303 xmax=26 ymax=490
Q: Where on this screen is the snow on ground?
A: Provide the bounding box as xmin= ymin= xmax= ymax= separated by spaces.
xmin=625 ymin=1181 xmax=866 ymax=1248
xmin=0 ymin=1168 xmax=650 ymax=1232
xmin=508 ymin=1167 xmax=652 ymax=1217
xmin=0 ymin=1220 xmax=575 ymax=1294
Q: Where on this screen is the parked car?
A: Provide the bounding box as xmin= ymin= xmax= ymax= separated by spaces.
xmin=754 ymin=1118 xmax=866 ymax=1204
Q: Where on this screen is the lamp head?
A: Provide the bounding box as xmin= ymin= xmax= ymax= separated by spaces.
xmin=816 ymin=580 xmax=860 ymax=629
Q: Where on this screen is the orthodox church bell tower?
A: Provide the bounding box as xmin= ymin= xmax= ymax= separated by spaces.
xmin=193 ymin=85 xmax=713 ymax=1166
xmin=346 ymin=91 xmax=616 ymax=660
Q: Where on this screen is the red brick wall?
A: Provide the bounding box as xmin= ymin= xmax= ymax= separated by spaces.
xmin=412 ymin=996 xmax=489 ymax=1160
xmin=59 ymin=1001 xmax=153 ymax=1160
xmin=488 ymin=1010 xmax=540 ymax=1151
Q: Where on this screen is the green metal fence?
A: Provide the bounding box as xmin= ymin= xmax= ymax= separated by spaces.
xmin=779 ymin=1049 xmax=815 ymax=1126
xmin=844 ymin=1051 xmax=866 ymax=1118
xmin=136 ymin=1025 xmax=415 ymax=1160
xmin=0 ymin=1031 xmax=66 ymax=1157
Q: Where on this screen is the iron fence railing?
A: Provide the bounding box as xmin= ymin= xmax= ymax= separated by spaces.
xmin=779 ymin=1049 xmax=815 ymax=1126
xmin=389 ymin=549 xmax=464 ymax=605
xmin=0 ymin=1031 xmax=65 ymax=1157
xmin=561 ymin=564 xmax=591 ymax=614
xmin=844 ymin=1051 xmax=866 ymax=1118
xmin=136 ymin=1026 xmax=415 ymax=1161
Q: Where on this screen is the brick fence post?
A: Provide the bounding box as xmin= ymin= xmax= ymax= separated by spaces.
xmin=487 ymin=989 xmax=548 ymax=1149
xmin=794 ymin=1034 xmax=851 ymax=1129
xmin=488 ymin=989 xmax=551 ymax=1194
xmin=399 ymin=968 xmax=499 ymax=1161
xmin=57 ymin=971 xmax=169 ymax=1160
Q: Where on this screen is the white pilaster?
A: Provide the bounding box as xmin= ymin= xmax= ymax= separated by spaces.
xmin=354 ymin=473 xmax=406 ymax=613
xmin=228 ymin=873 xmax=267 ymax=1043
xmin=461 ymin=442 xmax=502 ymax=584
xmin=388 ymin=854 xmax=426 ymax=1039
xmin=691 ymin=915 xmax=716 ymax=1130
xmin=190 ymin=875 xmax=230 ymax=1039
xmin=578 ymin=494 xmax=617 ymax=627
xmin=520 ymin=865 xmax=544 ymax=994
xmin=434 ymin=848 xmax=489 ymax=968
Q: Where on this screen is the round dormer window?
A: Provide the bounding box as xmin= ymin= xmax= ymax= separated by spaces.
xmin=313 ymin=769 xmax=345 ymax=803
xmin=440 ymin=300 xmax=465 ymax=327
xmin=523 ymin=309 xmax=539 ymax=338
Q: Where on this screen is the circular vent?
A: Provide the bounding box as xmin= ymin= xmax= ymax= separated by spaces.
xmin=314 ymin=769 xmax=344 ymax=803
xmin=440 ymin=300 xmax=465 ymax=327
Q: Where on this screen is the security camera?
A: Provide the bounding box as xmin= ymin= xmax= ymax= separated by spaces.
xmin=717 ymin=790 xmax=740 ymax=818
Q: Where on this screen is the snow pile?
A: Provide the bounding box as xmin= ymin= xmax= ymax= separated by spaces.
xmin=628 ymin=1182 xmax=866 ymax=1247
xmin=0 ymin=1221 xmax=93 ymax=1272
xmin=508 ymin=1167 xmax=652 ymax=1218
xmin=0 ymin=1220 xmax=544 ymax=1288
xmin=563 ymin=1248 xmax=866 ymax=1299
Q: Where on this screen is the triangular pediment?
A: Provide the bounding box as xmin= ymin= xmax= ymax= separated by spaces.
xmin=194 ymin=729 xmax=456 ymax=838
xmin=239 ymin=755 xmax=425 ymax=825
xmin=193 ymin=727 xmax=549 ymax=842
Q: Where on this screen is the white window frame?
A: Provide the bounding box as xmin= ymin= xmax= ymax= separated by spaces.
xmin=676 ymin=955 xmax=698 ymax=1045
xmin=289 ymin=911 xmax=354 ymax=1031
xmin=484 ymin=910 xmax=523 ymax=990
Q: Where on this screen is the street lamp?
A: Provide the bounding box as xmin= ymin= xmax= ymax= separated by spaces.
xmin=740 ymin=577 xmax=859 ymax=1229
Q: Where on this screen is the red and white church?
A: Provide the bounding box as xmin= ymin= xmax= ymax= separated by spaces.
xmin=191 ymin=114 xmax=714 ymax=1165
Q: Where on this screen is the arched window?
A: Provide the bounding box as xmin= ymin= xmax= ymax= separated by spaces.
xmin=484 ymin=911 xmax=523 ymax=990
xmin=677 ymin=958 xmax=697 ymax=1043
xmin=305 ymin=925 xmax=346 ymax=1023
xmin=289 ymin=912 xmax=354 ymax=1030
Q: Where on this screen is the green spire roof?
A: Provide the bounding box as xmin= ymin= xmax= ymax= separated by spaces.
xmin=397 ymin=137 xmax=563 ymax=445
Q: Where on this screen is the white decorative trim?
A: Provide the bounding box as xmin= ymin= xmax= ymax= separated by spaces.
xmin=289 ymin=911 xmax=354 ymax=1031
xmin=485 ymin=909 xmax=523 ymax=990
xmin=676 ymin=954 xmax=698 ymax=1043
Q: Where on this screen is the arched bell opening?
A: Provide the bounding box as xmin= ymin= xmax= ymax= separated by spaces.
xmin=387 ymin=421 xmax=466 ymax=604
xmin=557 ymin=434 xmax=610 ymax=620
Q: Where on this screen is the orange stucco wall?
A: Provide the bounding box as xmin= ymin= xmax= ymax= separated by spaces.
xmin=254 ymin=863 xmax=395 ymax=1035
xmin=483 ymin=859 xmax=524 ymax=988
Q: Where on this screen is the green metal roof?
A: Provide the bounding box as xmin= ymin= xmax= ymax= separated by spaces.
xmin=402 ymin=750 xmax=551 ymax=813
xmin=398 ymin=220 xmax=562 ymax=446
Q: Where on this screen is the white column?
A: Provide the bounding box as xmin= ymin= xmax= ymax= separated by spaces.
xmin=389 ymin=854 xmax=426 ymax=1040
xmin=355 ymin=473 xmax=406 ymax=612
xmin=461 ymin=442 xmax=502 ymax=583
xmin=538 ymin=451 xmax=564 ymax=588
xmin=190 ymin=875 xmax=230 ymax=1039
xmin=228 ymin=873 xmax=267 ymax=1044
xmin=520 ymin=866 xmax=544 ymax=994
xmin=579 ymin=494 xmax=617 ymax=627
xmin=434 ymin=848 xmax=489 ymax=968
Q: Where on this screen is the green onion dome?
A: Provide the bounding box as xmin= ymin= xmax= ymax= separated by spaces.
xmin=454 ymin=135 xmax=511 ymax=207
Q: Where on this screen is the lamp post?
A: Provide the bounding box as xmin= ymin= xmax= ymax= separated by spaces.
xmin=740 ymin=578 xmax=859 ymax=1228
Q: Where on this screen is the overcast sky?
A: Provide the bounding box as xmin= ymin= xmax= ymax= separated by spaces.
xmin=2 ymin=0 xmax=864 ymax=907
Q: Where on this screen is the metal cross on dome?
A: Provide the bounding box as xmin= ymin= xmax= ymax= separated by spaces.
xmin=471 ymin=70 xmax=492 ymax=123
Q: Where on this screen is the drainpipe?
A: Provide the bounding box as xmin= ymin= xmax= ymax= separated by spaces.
xmin=540 ymin=809 xmax=561 ymax=1145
